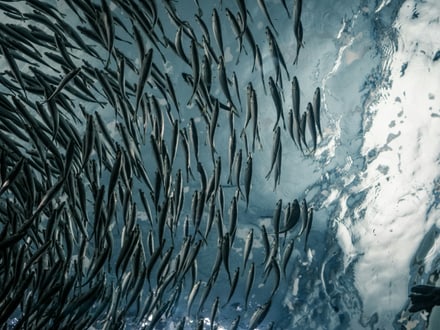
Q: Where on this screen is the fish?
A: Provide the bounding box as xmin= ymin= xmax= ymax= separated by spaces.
xmin=225 ymin=267 xmax=240 ymax=305
xmin=257 ymin=0 xmax=278 ymax=35
xmin=195 ymin=13 xmax=210 ymax=44
xmin=221 ymin=233 xmax=232 ymax=284
xmin=313 ymin=87 xmax=323 ymax=138
xmin=272 ymin=199 xmax=282 ymax=245
xmin=212 ymin=8 xmax=224 ymax=58
xmin=279 ymin=199 xmax=301 ymax=233
xmin=218 ymin=55 xmax=238 ymax=114
xmin=304 ymin=207 xmax=314 ymax=252
xmin=135 ymin=48 xmax=153 ymax=112
xmin=268 ymin=76 xmax=286 ymax=131
xmin=243 ymin=228 xmax=253 ymax=271
xmin=255 ymin=45 xmax=267 ymax=94
xmin=227 ymin=129 xmax=237 ymax=184
xmin=231 ymin=315 xmax=241 ymax=330
xmin=210 ymin=296 xmax=220 ymax=330
xmin=1 ymin=43 xmax=27 ymax=98
xmin=235 ymin=0 xmax=248 ymax=38
xmin=306 ymin=102 xmax=317 ymax=152
xmin=233 ymin=148 xmax=243 ymax=197
xmin=244 ymin=262 xmax=255 ymax=310
xmin=293 ymin=0 xmax=304 ymax=64
xmin=45 ymin=67 xmax=82 ymax=103
xmin=248 ymin=299 xmax=272 ymax=330
xmin=281 ymin=239 xmax=294 ymax=278
xmin=298 ymin=199 xmax=308 ymax=237
xmin=265 ymin=126 xmax=281 ymax=180
xmin=188 ymin=38 xmax=201 ymax=105
xmin=228 ymin=195 xmax=238 ymax=245
xmin=101 ymin=0 xmax=115 ymax=68
xmin=243 ymin=153 xmax=253 ymax=210
xmin=187 ymin=280 xmax=202 ymax=316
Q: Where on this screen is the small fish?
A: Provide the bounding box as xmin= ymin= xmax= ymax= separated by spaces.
xmin=304 ymin=207 xmax=314 ymax=252
xmin=135 ymin=48 xmax=153 ymax=112
xmin=243 ymin=228 xmax=253 ymax=271
xmin=257 ymin=0 xmax=278 ymax=35
xmin=189 ymin=118 xmax=200 ymax=163
xmin=306 ymin=102 xmax=317 ymax=152
xmin=279 ymin=199 xmax=300 ymax=233
xmin=244 ymin=262 xmax=255 ymax=310
xmin=268 ymin=77 xmax=286 ymax=131
xmin=248 ymin=299 xmax=272 ymax=330
xmin=1 ymin=44 xmax=27 ymax=98
xmin=231 ymin=315 xmax=241 ymax=330
xmin=225 ymin=9 xmax=246 ymax=65
xmin=187 ymin=280 xmax=202 ymax=316
xmin=212 ymin=8 xmax=224 ymax=58
xmin=101 ymin=0 xmax=115 ymax=68
xmin=281 ymin=239 xmax=294 ymax=278
xmin=233 ymin=149 xmax=243 ymax=197
xmin=188 ymin=39 xmax=201 ymax=105
xmin=313 ymin=87 xmax=323 ymax=138
xmin=45 ymin=67 xmax=82 ymax=103
xmin=228 ymin=195 xmax=238 ymax=245
xmin=225 ymin=267 xmax=240 ymax=305
xmin=227 ymin=129 xmax=237 ymax=184
xmin=221 ymin=233 xmax=232 ymax=284
xmin=218 ymin=56 xmax=237 ymax=113
xmin=244 ymin=153 xmax=253 ymax=210
xmin=265 ymin=126 xmax=281 ymax=180
xmin=201 ymin=54 xmax=212 ymax=93
xmin=210 ymin=296 xmax=220 ymax=330
xmin=272 ymin=199 xmax=282 ymax=245
xmin=293 ymin=0 xmax=304 ymax=65
xmin=195 ymin=13 xmax=210 ymax=44
xmin=255 ymin=45 xmax=267 ymax=94
xmin=298 ymin=199 xmax=308 ymax=237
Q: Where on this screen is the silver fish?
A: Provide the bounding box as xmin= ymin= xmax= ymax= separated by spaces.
xmin=188 ymin=38 xmax=201 ymax=105
xmin=244 ymin=262 xmax=255 ymax=310
xmin=243 ymin=228 xmax=253 ymax=271
xmin=281 ymin=239 xmax=294 ymax=278
xmin=248 ymin=299 xmax=272 ymax=330
xmin=212 ymin=8 xmax=224 ymax=58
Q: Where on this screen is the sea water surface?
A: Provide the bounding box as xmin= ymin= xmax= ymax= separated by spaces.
xmin=2 ymin=0 xmax=440 ymax=329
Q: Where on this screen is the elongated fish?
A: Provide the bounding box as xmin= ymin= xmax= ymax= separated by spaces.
xmin=248 ymin=299 xmax=272 ymax=330
xmin=135 ymin=48 xmax=153 ymax=112
xmin=313 ymin=87 xmax=323 ymax=138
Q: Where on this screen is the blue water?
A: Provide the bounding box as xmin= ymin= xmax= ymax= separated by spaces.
xmin=3 ymin=0 xmax=435 ymax=329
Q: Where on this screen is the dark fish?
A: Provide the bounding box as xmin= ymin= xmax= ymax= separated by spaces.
xmin=212 ymin=8 xmax=224 ymax=58
xmin=306 ymin=102 xmax=317 ymax=152
xmin=135 ymin=49 xmax=153 ymax=112
xmin=257 ymin=0 xmax=278 ymax=35
xmin=188 ymin=38 xmax=201 ymax=105
xmin=268 ymin=76 xmax=286 ymax=131
xmin=1 ymin=43 xmax=27 ymax=98
xmin=293 ymin=0 xmax=304 ymax=64
xmin=313 ymin=87 xmax=323 ymax=138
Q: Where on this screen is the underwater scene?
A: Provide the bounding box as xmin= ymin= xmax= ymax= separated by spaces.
xmin=1 ymin=0 xmax=439 ymax=329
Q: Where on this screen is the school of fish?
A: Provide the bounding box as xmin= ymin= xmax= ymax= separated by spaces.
xmin=0 ymin=0 xmax=326 ymax=329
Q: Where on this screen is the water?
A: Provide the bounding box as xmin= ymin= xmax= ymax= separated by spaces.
xmin=1 ymin=0 xmax=439 ymax=329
